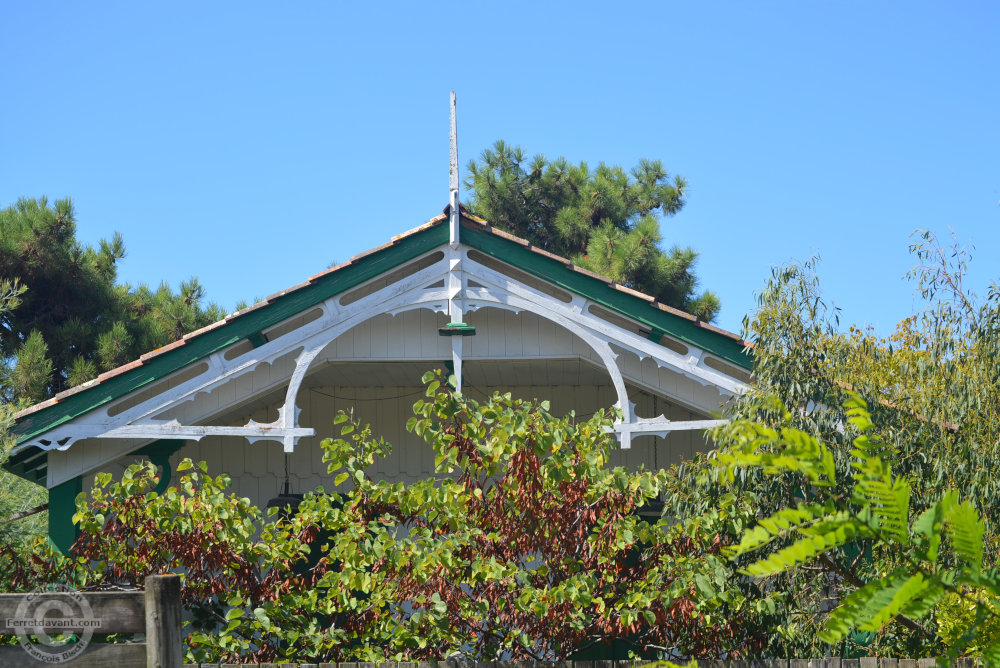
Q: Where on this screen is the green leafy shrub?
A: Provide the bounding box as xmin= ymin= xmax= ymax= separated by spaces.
xmin=715 ymin=394 xmax=1000 ymax=664
xmin=10 ymin=375 xmax=756 ymax=662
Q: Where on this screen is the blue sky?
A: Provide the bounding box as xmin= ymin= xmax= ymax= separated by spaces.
xmin=2 ymin=2 xmax=998 ymax=337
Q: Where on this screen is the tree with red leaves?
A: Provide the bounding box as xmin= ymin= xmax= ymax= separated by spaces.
xmin=308 ymin=373 xmax=764 ymax=660
xmin=10 ymin=374 xmax=764 ymax=662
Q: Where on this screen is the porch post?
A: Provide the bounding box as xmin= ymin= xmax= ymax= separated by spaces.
xmin=48 ymin=474 xmax=82 ymax=554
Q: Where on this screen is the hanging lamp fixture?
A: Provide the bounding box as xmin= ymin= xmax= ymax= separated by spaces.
xmin=265 ymin=452 xmax=303 ymax=519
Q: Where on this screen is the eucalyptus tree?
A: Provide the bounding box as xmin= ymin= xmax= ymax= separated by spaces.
xmin=661 ymin=232 xmax=1000 ymax=658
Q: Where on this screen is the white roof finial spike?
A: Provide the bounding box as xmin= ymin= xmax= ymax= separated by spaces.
xmin=449 ymin=91 xmax=460 ymax=249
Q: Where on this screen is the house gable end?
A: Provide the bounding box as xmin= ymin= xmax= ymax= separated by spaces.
xmin=9 ymin=211 xmax=752 ymax=484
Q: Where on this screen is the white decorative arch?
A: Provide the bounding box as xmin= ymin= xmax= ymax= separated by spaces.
xmin=25 ymin=243 xmax=745 ymax=459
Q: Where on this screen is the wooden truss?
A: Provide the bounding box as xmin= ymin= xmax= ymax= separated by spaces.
xmin=24 ymin=247 xmax=746 ymax=457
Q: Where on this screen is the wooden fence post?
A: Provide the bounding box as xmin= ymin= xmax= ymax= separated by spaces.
xmin=145 ymin=574 xmax=183 ymax=668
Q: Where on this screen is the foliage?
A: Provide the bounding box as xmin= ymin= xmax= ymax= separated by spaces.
xmin=465 ymin=141 xmax=720 ymax=321
xmin=10 ymin=376 xmax=760 ymax=662
xmin=3 ymin=459 xmax=333 ymax=662
xmin=0 ymin=278 xmax=47 ymax=585
xmin=0 ymin=408 xmax=47 ymax=584
xmin=0 ymin=196 xmax=226 ymax=402
xmin=657 ymin=231 xmax=1000 ymax=658
xmin=715 ymin=394 xmax=1000 ymax=665
xmin=308 ymin=373 xmax=758 ymax=661
xmin=936 ymin=590 xmax=1000 ymax=656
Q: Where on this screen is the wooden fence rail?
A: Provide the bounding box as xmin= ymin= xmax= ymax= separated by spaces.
xmin=0 ymin=580 xmax=978 ymax=668
xmin=0 ymin=574 xmax=182 ymax=667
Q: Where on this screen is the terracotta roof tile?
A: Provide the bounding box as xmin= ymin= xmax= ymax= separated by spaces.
xmin=307 ymin=261 xmax=351 ymax=283
xmin=697 ymin=320 xmax=746 ymax=342
xmin=614 ymin=284 xmax=656 ymax=303
xmin=48 ymin=378 xmax=101 ymax=404
xmin=140 ymin=339 xmax=187 ymax=362
xmin=97 ymin=358 xmax=144 ymax=383
xmin=351 ymin=240 xmax=396 ymax=262
xmin=653 ymin=301 xmax=696 ymax=321
xmin=469 ymin=223 xmax=530 ymax=247
xmin=394 ymin=215 xmax=447 ymax=240
xmin=234 ymin=299 xmax=270 ymax=316
xmin=528 ymin=246 xmax=572 ymax=265
xmin=182 ymin=317 xmax=229 ymax=341
xmin=460 ymin=208 xmax=488 ymax=224
xmin=569 ymin=265 xmax=614 ymax=284
xmin=225 ymin=306 xmax=252 ymax=321
xmin=14 ymin=397 xmax=59 ymax=419
xmin=279 ymin=281 xmax=312 ymax=297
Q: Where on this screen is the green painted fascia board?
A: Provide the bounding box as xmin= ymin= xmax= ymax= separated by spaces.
xmin=461 ymin=224 xmax=753 ymax=370
xmin=11 ymin=221 xmax=449 ymax=446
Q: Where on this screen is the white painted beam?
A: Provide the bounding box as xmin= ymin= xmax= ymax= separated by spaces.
xmin=613 ymin=418 xmax=728 ymax=434
xmin=100 ymin=424 xmax=315 ymax=441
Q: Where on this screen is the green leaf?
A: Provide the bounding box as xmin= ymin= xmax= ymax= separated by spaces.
xmin=912 ymin=495 xmax=953 ymax=561
xmin=945 ymin=501 xmax=985 ymax=570
xmin=743 ymin=519 xmax=870 ymax=578
xmin=857 ymin=572 xmax=933 ymax=632
xmin=724 ymin=503 xmax=828 ymax=558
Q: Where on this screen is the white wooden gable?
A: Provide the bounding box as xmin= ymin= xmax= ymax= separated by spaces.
xmin=11 ymin=212 xmax=751 ymax=500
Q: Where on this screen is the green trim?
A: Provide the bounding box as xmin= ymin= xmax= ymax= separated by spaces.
xmin=131 ymin=440 xmax=184 ymax=495
xmin=5 ymin=445 xmax=47 ymax=484
xmin=438 ymin=322 xmax=477 ymax=336
xmin=247 ymin=331 xmax=268 ymax=348
xmin=6 ymin=444 xmax=45 ymax=468
xmin=10 ymin=222 xmax=449 ymax=446
xmin=49 ymin=475 xmax=82 ymax=554
xmin=647 ymin=326 xmax=666 ymax=343
xmin=460 ymin=223 xmax=752 ymax=370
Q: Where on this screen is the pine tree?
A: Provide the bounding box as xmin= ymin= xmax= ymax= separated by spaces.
xmin=465 ymin=141 xmax=720 ymax=321
xmin=0 ymin=278 xmax=46 ymax=573
xmin=8 ymin=331 xmax=52 ymax=404
xmin=0 ymin=197 xmax=227 ymax=402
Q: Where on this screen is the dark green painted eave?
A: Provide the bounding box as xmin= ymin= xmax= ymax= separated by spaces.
xmin=10 ymin=221 xmax=450 ymax=447
xmin=4 ymin=446 xmax=46 ymax=484
xmin=461 ymin=223 xmax=753 ymax=370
